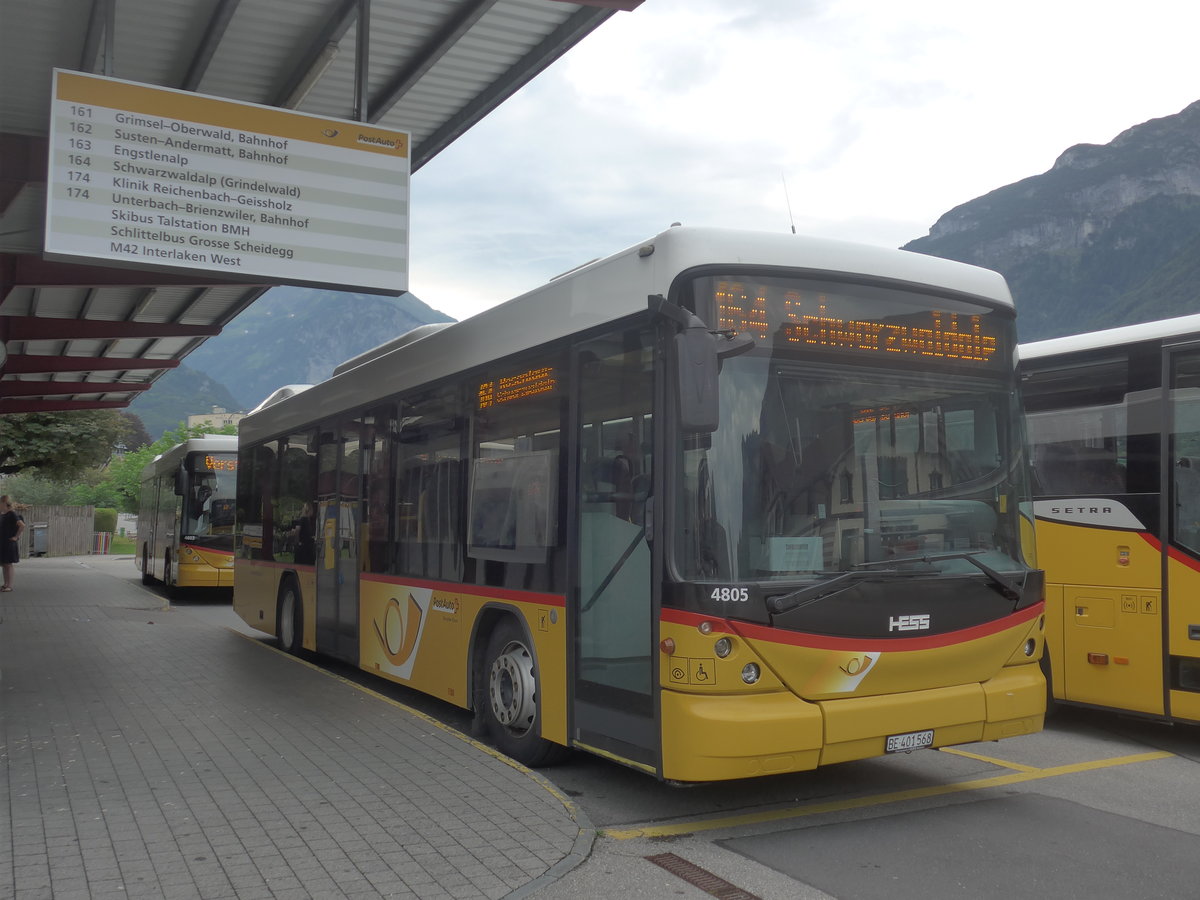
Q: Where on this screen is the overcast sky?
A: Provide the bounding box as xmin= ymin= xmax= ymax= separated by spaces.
xmin=405 ymin=0 xmax=1200 ymax=322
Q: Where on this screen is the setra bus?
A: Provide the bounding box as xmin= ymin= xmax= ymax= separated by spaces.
xmin=138 ymin=435 xmax=238 ymax=593
xmin=1021 ymin=313 xmax=1200 ymax=723
xmin=233 ymin=226 xmax=1046 ymax=782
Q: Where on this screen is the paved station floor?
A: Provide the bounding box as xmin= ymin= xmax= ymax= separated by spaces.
xmin=0 ymin=555 xmax=591 ymax=900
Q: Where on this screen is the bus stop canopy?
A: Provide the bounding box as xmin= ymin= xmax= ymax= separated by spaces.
xmin=0 ymin=0 xmax=640 ymax=414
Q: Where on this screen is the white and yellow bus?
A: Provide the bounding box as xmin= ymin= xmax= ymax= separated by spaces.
xmin=138 ymin=435 xmax=238 ymax=593
xmin=233 ymin=226 xmax=1045 ymax=782
xmin=1022 ymin=313 xmax=1200 ymax=722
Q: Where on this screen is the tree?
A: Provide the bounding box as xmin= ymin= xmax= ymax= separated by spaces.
xmin=116 ymin=412 xmax=153 ymax=451
xmin=0 ymin=410 xmax=125 ymax=478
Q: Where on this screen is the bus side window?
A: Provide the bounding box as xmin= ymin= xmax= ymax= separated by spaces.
xmin=395 ymin=385 xmax=466 ymax=582
xmin=1033 ymin=442 xmax=1084 ymax=495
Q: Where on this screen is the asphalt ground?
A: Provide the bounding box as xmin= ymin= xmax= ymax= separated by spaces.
xmin=5 ymin=554 xmax=1196 ymax=900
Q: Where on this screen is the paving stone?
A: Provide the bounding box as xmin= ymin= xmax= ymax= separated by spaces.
xmin=1 ymin=557 xmax=586 ymax=899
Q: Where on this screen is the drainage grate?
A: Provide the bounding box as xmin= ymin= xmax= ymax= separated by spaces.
xmin=645 ymin=852 xmax=761 ymax=900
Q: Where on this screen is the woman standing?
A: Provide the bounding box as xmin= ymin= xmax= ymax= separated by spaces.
xmin=1 ymin=494 xmax=25 ymax=592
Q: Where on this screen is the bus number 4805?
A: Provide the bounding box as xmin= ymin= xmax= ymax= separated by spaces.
xmin=711 ymin=587 xmax=749 ymax=602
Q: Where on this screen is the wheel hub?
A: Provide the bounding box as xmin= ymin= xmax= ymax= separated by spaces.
xmin=489 ymin=641 xmax=536 ymax=733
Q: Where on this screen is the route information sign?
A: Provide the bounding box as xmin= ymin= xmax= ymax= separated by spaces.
xmin=46 ymin=70 xmax=410 ymax=293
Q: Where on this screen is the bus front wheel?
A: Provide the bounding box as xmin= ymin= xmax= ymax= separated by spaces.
xmin=481 ymin=619 xmax=568 ymax=768
xmin=163 ymin=551 xmax=177 ymax=599
xmin=276 ymin=578 xmax=303 ymax=655
xmin=1040 ymin=650 xmax=1057 ymax=719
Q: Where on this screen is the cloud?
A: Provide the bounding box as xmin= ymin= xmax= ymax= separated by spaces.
xmin=408 ymin=0 xmax=1200 ymax=321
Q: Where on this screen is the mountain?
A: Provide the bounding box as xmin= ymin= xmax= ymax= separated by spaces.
xmin=127 ymin=287 xmax=453 ymax=438
xmin=129 ymin=362 xmax=246 ymax=439
xmin=904 ymin=100 xmax=1200 ymax=341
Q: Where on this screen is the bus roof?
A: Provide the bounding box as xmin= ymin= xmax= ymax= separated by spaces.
xmin=242 ymin=225 xmax=1015 ymax=444
xmin=1019 ymin=312 xmax=1200 ymax=363
xmin=141 ymin=435 xmax=238 ymax=481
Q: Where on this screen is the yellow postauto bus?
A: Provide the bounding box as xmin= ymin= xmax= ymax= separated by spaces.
xmin=1022 ymin=313 xmax=1200 ymax=722
xmin=233 ymin=226 xmax=1045 ymax=782
xmin=138 ymin=435 xmax=238 ymax=593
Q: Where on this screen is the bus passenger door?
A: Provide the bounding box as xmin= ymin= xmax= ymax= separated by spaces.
xmin=571 ymin=330 xmax=658 ymax=771
xmin=315 ymin=419 xmax=361 ymax=662
xmin=1167 ymin=348 xmax=1200 ymax=720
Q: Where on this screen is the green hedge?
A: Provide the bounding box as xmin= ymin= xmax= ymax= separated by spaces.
xmin=94 ymin=507 xmax=118 ymax=534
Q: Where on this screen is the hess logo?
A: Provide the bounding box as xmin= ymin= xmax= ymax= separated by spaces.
xmin=889 ymin=614 xmax=931 ymax=632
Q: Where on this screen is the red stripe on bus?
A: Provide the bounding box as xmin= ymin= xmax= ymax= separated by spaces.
xmin=1142 ymin=532 xmax=1200 ymax=573
xmin=359 ymin=573 xmax=566 ymax=608
xmin=238 ymin=559 xmax=312 ymax=571
xmin=235 ymin=562 xmax=566 ymax=607
xmin=660 ymin=602 xmax=1044 ymax=651
xmin=1147 ymin=535 xmax=1200 ymax=578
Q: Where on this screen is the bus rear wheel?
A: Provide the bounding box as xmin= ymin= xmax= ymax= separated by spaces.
xmin=481 ymin=619 xmax=568 ymax=767
xmin=276 ymin=578 xmax=303 ymax=655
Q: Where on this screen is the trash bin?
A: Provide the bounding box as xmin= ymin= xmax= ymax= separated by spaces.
xmin=32 ymin=523 xmax=48 ymax=556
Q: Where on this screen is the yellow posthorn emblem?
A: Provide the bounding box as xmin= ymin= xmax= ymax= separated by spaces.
xmin=373 ymin=593 xmax=423 ymax=666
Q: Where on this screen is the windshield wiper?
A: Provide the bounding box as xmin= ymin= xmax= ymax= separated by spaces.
xmin=768 ymin=569 xmax=900 ymax=615
xmin=855 ymin=551 xmax=1023 ymax=603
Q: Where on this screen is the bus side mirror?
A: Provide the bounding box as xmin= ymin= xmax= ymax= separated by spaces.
xmin=676 ymin=321 xmax=720 ymax=433
xmin=173 ymin=465 xmax=185 ymax=496
xmin=649 ymin=294 xmax=754 ymax=434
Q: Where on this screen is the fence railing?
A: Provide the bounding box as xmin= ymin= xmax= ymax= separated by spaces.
xmin=18 ymin=505 xmax=97 ymax=557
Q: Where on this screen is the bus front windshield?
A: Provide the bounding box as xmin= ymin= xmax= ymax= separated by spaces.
xmin=676 ymin=273 xmax=1032 ymax=584
xmin=185 ymin=453 xmax=237 ymax=537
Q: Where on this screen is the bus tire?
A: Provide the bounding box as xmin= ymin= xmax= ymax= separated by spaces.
xmin=481 ymin=618 xmax=568 ymax=767
xmin=164 ymin=551 xmax=177 ymax=599
xmin=276 ymin=577 xmax=303 ymax=655
xmin=141 ymin=545 xmax=153 ymax=585
xmin=1040 ymin=650 xmax=1057 ymax=719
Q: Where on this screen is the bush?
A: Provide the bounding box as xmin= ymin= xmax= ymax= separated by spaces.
xmin=94 ymin=507 xmax=118 ymax=534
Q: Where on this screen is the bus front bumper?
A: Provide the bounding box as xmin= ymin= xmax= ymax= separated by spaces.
xmin=659 ymin=663 xmax=1045 ymax=782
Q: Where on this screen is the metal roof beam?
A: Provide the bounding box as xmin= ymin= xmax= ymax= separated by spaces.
xmin=79 ymin=0 xmax=107 ymax=73
xmin=0 ymin=380 xmax=152 ymax=397
xmin=3 ymin=355 xmax=180 ymax=375
xmin=2 ymin=317 xmax=222 ymax=341
xmin=368 ymin=0 xmax=498 ymax=125
xmin=0 ymin=398 xmax=132 ymax=413
xmin=182 ymin=0 xmax=243 ymax=91
xmin=273 ymin=0 xmax=359 ymax=108
xmin=2 ymin=255 xmax=256 ymax=297
xmin=409 ymin=5 xmax=614 ymax=170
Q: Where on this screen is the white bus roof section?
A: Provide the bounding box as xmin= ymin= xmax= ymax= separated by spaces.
xmin=141 ymin=433 xmax=238 ymax=481
xmin=1019 ymin=312 xmax=1200 ymax=362
xmin=241 ymin=225 xmax=1016 ymax=443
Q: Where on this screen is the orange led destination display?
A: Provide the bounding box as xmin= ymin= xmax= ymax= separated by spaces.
xmin=785 ymin=313 xmax=997 ymax=362
xmin=716 ymin=284 xmax=1000 ymax=365
xmin=200 ymin=454 xmax=238 ymax=472
xmin=478 ymin=366 xmax=557 ymax=410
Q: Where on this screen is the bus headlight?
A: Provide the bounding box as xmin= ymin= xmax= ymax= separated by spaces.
xmin=741 ymin=663 xmax=760 ymax=684
xmin=714 ymin=637 xmax=732 ymax=658
xmin=1023 ymin=638 xmax=1037 ymax=657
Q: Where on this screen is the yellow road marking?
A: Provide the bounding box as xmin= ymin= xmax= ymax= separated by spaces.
xmin=937 ymin=746 xmax=1041 ymax=773
xmin=603 ymin=750 xmax=1173 ymax=839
